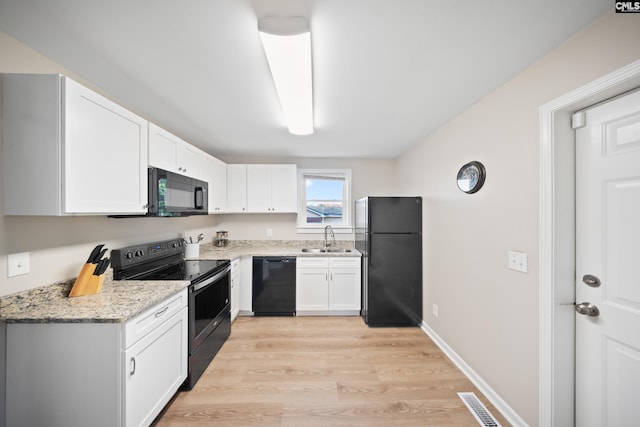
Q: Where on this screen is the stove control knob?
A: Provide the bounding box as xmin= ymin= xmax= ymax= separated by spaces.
xmin=135 ymin=249 xmax=144 ymax=257
xmin=172 ymin=241 xmax=181 ymax=248
xmin=125 ymin=251 xmax=134 ymax=260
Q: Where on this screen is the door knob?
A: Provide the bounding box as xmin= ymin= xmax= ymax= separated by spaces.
xmin=575 ymin=302 xmax=600 ymax=317
xmin=582 ymin=274 xmax=601 ymax=288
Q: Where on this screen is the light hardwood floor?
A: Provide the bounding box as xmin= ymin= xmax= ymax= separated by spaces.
xmin=155 ymin=316 xmax=509 ymax=426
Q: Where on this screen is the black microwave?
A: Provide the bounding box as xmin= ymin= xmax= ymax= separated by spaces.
xmin=147 ymin=167 xmax=208 ymax=216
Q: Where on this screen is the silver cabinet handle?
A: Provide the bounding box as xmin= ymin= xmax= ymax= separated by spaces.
xmin=130 ymin=357 xmax=136 ymax=375
xmin=155 ymin=306 xmax=169 ymax=318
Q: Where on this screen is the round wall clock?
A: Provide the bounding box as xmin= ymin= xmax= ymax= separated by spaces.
xmin=456 ymin=161 xmax=486 ymax=194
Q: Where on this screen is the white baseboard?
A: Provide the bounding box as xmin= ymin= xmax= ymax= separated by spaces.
xmin=420 ymin=321 xmax=528 ymax=427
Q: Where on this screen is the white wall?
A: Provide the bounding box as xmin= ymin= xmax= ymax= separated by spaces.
xmin=394 ymin=11 xmax=640 ymax=426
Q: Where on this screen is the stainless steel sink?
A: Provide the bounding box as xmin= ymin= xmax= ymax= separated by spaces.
xmin=300 ymin=248 xmax=352 ymax=253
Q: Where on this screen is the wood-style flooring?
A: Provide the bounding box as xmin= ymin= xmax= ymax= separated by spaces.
xmin=155 ymin=316 xmax=509 ymax=426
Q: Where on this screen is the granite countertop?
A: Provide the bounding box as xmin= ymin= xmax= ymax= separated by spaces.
xmin=198 ymin=240 xmax=362 ymax=260
xmin=0 ymin=275 xmax=189 ymax=324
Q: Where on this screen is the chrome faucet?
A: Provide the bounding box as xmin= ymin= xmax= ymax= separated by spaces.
xmin=324 ymin=225 xmax=335 ymax=249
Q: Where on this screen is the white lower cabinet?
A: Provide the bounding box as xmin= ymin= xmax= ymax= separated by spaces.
xmin=124 ymin=291 xmax=188 ymax=427
xmin=5 ymin=290 xmax=188 ymax=427
xmin=296 ymin=257 xmax=361 ymax=315
xmin=238 ymin=256 xmax=253 ymax=314
xmin=230 ymin=258 xmax=240 ymax=321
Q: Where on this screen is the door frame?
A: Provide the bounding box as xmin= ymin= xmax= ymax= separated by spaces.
xmin=539 ymin=58 xmax=640 ymax=426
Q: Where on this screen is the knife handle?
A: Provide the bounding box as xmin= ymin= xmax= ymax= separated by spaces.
xmin=68 ymin=263 xmax=97 ymax=297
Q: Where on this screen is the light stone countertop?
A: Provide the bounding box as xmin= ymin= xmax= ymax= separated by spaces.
xmin=198 ymin=240 xmax=361 ymax=260
xmin=0 ymin=240 xmax=360 ymax=324
xmin=0 ymin=275 xmax=189 ymax=324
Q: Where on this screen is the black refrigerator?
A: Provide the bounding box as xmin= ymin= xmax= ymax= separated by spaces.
xmin=355 ymin=197 xmax=422 ymax=326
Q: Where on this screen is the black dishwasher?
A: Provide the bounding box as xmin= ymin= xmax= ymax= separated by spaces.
xmin=252 ymin=257 xmax=296 ymax=316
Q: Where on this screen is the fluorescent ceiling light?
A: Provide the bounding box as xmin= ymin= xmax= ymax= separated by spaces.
xmin=259 ymin=17 xmax=313 ymax=136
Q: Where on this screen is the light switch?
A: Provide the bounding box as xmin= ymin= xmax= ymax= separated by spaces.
xmin=8 ymin=252 xmax=30 ymax=277
xmin=508 ymin=250 xmax=528 ymax=273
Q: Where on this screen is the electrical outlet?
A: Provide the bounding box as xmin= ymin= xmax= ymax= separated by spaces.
xmin=432 ymin=304 xmax=439 ymax=318
xmin=508 ymin=250 xmax=528 ymax=273
xmin=266 ymin=228 xmax=273 ymax=237
xmin=8 ymin=252 xmax=30 ymax=277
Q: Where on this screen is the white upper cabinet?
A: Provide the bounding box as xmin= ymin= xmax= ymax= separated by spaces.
xmin=148 ymin=123 xmax=203 ymax=180
xmin=201 ymin=153 xmax=227 ymax=213
xmin=2 ymin=74 xmax=148 ymax=215
xmin=226 ymin=164 xmax=247 ymax=213
xmin=246 ymin=164 xmax=297 ymax=213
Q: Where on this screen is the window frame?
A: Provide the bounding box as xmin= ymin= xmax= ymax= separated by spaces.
xmin=296 ymin=169 xmax=353 ymax=233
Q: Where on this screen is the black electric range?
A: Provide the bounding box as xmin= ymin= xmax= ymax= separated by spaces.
xmin=111 ymin=238 xmax=231 ymax=390
xmin=111 ymin=239 xmax=228 ymax=282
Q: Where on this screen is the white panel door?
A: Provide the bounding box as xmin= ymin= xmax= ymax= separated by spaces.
xmin=329 ymin=269 xmax=361 ymax=311
xmin=296 ymin=269 xmax=329 ymax=311
xmin=247 ymin=164 xmax=271 ymax=212
xmin=226 ymin=164 xmax=247 ymax=213
xmin=575 ymin=89 xmax=640 ymax=427
xmin=125 ymin=307 xmax=187 ymax=427
xmin=64 ymin=78 xmax=148 ymax=214
xmin=270 ymin=164 xmax=298 ymax=212
xmin=148 ymin=122 xmax=180 ymax=172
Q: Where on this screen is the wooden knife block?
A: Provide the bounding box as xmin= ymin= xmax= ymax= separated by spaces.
xmin=69 ymin=263 xmax=105 ymax=297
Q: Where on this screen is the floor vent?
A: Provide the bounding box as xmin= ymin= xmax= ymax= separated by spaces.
xmin=458 ymin=392 xmax=502 ymax=427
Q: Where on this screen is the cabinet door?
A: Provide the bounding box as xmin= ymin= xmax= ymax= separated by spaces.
xmin=296 ymin=269 xmax=329 ymax=311
xmin=230 ymin=258 xmax=240 ymax=321
xmin=239 ymin=257 xmax=253 ymax=312
xmin=125 ymin=306 xmax=188 ymax=427
xmin=211 ymin=156 xmax=228 ymax=213
xmin=64 ymin=78 xmax=148 ymax=214
xmin=227 ymin=164 xmax=247 ymax=213
xmin=149 ymin=123 xmax=201 ymax=178
xmin=148 ymin=122 xmax=179 ymax=173
xmin=178 ymin=142 xmax=201 ymax=178
xmin=201 ymin=154 xmax=227 ymax=213
xmin=246 ymin=164 xmax=271 ymax=212
xmin=270 ymin=164 xmax=298 ymax=212
xmin=329 ymin=268 xmax=361 ymax=311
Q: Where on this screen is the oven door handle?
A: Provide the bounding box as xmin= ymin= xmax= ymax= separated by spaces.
xmin=191 ymin=265 xmax=231 ymax=292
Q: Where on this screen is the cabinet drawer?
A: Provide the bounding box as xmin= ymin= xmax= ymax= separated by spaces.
xmin=329 ymin=257 xmax=361 ymax=269
xmin=125 ymin=289 xmax=188 ymax=348
xmin=297 ymin=257 xmax=329 ymax=269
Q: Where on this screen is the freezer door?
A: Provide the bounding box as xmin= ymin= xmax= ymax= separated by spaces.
xmin=367 ymin=233 xmax=422 ymax=326
xmin=369 ymin=197 xmax=422 ymax=234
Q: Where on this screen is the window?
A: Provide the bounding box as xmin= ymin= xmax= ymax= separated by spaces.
xmin=297 ymin=169 xmax=352 ymax=232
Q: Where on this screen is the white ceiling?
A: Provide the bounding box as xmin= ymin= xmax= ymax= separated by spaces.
xmin=0 ymin=0 xmax=609 ymax=159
